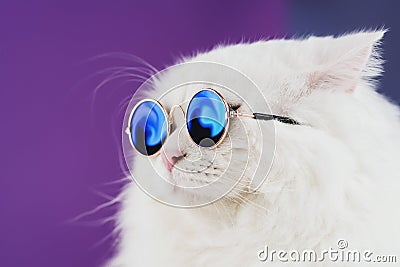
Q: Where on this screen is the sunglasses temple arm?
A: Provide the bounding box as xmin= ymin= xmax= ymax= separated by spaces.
xmin=233 ymin=111 xmax=300 ymax=125
xmin=253 ymin=113 xmax=300 ymax=125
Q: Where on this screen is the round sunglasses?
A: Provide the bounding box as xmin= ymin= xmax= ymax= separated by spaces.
xmin=126 ymin=88 xmax=300 ymax=156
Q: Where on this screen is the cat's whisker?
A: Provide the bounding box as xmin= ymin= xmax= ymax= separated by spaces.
xmin=68 ymin=196 xmax=121 ymax=223
xmin=83 ymin=52 xmax=158 ymax=74
xmin=210 ymin=178 xmax=266 ymax=211
xmin=100 ymin=177 xmax=131 ymax=186
xmin=100 ymin=65 xmax=155 ymax=76
xmin=224 ymin=196 xmax=242 ymax=206
xmin=117 ymin=94 xmax=135 ymax=110
xmin=90 ymin=225 xmax=119 ymax=249
xmin=221 ymin=177 xmax=260 ymax=194
xmin=93 ymin=66 xmax=155 ymax=79
xmin=229 ymin=191 xmax=269 ymax=213
xmin=211 ymin=200 xmax=225 ymax=225
xmin=89 ymin=188 xmax=116 ymax=201
xmin=70 ymin=216 xmax=115 ymax=227
xmin=90 ymin=73 xmax=148 ymax=117
xmin=93 ymin=72 xmax=148 ymax=97
xmin=212 ymin=177 xmax=252 ymax=194
xmin=215 ymin=201 xmax=235 ymax=227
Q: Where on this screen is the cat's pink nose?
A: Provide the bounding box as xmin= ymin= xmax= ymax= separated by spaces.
xmin=161 ymin=151 xmax=186 ymax=172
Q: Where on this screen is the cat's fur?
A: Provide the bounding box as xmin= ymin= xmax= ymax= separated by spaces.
xmin=109 ymin=30 xmax=400 ymax=266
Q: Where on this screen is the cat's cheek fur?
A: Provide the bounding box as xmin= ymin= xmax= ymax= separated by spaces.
xmin=108 ymin=30 xmax=400 ymax=266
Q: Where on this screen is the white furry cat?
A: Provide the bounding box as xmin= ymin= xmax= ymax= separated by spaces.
xmin=108 ymin=30 xmax=400 ymax=266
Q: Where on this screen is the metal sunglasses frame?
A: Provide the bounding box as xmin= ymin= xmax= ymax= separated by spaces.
xmin=126 ymin=88 xmax=300 ymax=157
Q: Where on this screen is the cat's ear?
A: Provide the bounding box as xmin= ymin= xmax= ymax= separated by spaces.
xmin=308 ymin=30 xmax=386 ymax=92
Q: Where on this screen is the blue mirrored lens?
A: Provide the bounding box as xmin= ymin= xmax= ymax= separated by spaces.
xmin=130 ymin=100 xmax=168 ymax=156
xmin=187 ymin=90 xmax=227 ymax=147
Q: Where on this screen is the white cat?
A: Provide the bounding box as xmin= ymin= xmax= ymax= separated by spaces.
xmin=108 ymin=30 xmax=400 ymax=266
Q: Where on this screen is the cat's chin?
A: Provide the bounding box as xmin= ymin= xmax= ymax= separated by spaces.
xmin=169 ymin=172 xmax=251 ymax=205
xmin=171 ymin=178 xmax=210 ymax=188
xmin=171 ymin=187 xmax=254 ymax=209
xmin=166 ymin=187 xmax=211 ymax=205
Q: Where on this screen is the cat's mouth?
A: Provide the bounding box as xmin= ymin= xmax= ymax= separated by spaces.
xmin=170 ymin=153 xmax=216 ymax=173
xmin=167 ymin=157 xmax=216 ymax=186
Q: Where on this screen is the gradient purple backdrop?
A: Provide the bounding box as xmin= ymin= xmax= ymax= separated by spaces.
xmin=1 ymin=1 xmax=399 ymax=266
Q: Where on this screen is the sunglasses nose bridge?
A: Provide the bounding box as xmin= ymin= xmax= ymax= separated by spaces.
xmin=168 ymin=104 xmax=185 ymax=126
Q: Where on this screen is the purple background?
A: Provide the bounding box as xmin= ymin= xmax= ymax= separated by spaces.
xmin=1 ymin=1 xmax=399 ymax=266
